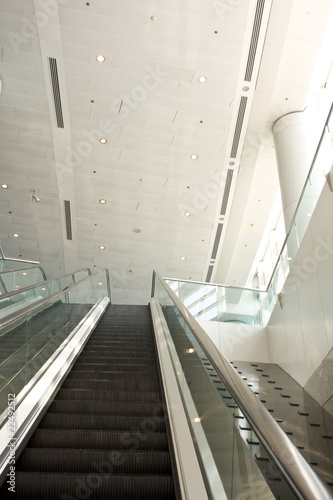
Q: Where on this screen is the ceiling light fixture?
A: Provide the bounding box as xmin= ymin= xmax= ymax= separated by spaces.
xmin=12 ymin=233 xmax=19 ymax=238
xmin=287 ymin=256 xmax=293 ymax=261
xmin=99 ymin=245 xmax=105 ymax=250
xmin=242 ymin=85 xmax=250 ymax=91
xmin=180 ymin=256 xmax=186 ymax=260
xmin=99 ymin=138 xmax=107 ymax=144
xmin=151 ymin=15 xmax=157 ymax=20
xmin=96 ymin=54 xmax=105 ymax=63
xmin=184 ymin=212 xmax=191 ymax=217
xmin=194 ymin=417 xmax=201 ymax=423
xmin=229 ymin=161 xmax=235 ymax=166
xmin=190 ymin=154 xmax=198 ymax=160
xmin=198 ymin=76 xmax=207 ymax=83
xmin=1 ymin=183 xmax=8 ymax=189
xmin=99 ymin=199 xmax=106 ymax=204
xmin=22 ymin=272 xmax=27 ymax=276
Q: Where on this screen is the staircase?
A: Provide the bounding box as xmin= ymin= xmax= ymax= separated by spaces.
xmin=1 ymin=305 xmax=177 ymax=499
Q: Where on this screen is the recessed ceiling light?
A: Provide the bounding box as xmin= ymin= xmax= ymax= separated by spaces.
xmin=132 ymin=228 xmax=141 ymax=233
xmin=184 ymin=212 xmax=191 ymax=217
xmin=99 ymin=199 xmax=106 ymax=204
xmin=180 ymin=256 xmax=186 ymax=260
xmin=42 ymin=287 xmax=46 ymax=291
xmin=198 ymin=76 xmax=207 ymax=83
xmin=12 ymin=233 xmax=19 ymax=238
xmin=99 ymin=245 xmax=105 ymax=250
xmin=22 ymin=272 xmax=27 ymax=276
xmin=98 ymin=282 xmax=103 ymax=286
xmin=1 ymin=183 xmax=8 ymax=189
xmin=194 ymin=417 xmax=201 ymax=423
xmin=229 ymin=161 xmax=235 ymax=166
xmin=190 ymin=154 xmax=198 ymax=160
xmin=151 ymin=15 xmax=157 ymax=20
xmin=99 ymin=138 xmax=107 ymax=144
xmin=242 ymin=85 xmax=250 ymax=91
xmin=186 ymin=348 xmax=195 ymax=354
xmin=287 ymin=257 xmax=293 ymax=261
xmin=96 ymin=54 xmax=105 ymax=63
xmin=306 ymin=213 xmax=312 ymax=217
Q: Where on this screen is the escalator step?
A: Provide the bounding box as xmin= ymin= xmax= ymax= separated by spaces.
xmin=60 ymin=379 xmax=160 ymax=392
xmin=49 ymin=399 xmax=164 ymax=416
xmin=1 ymin=473 xmax=175 ymax=500
xmin=17 ymin=448 xmax=172 ymax=474
xmin=56 ymin=388 xmax=162 ymax=403
xmin=66 ymin=369 xmax=155 ymax=380
xmin=38 ymin=413 xmax=166 ymax=432
xmin=70 ymin=362 xmax=157 ymax=372
xmin=28 ymin=429 xmax=170 ymax=451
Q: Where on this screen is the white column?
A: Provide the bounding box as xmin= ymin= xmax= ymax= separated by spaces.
xmin=272 ymin=111 xmax=320 ymax=232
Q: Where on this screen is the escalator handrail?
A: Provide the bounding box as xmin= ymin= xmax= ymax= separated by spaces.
xmin=0 ymin=269 xmax=111 ymax=330
xmin=0 ymin=267 xmax=92 ymax=299
xmin=152 ymin=270 xmax=332 ymax=500
xmin=0 ymin=263 xmax=47 ymax=281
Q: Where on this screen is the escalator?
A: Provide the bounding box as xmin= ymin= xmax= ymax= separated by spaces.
xmin=0 ymin=268 xmax=331 ymax=500
xmin=0 ymin=305 xmax=177 ymax=499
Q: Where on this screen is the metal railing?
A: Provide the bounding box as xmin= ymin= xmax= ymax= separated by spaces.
xmin=152 ymin=270 xmax=332 ymax=500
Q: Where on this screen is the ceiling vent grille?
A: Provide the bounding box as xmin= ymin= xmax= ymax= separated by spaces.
xmin=206 ymin=265 xmax=214 ymax=283
xmin=49 ymin=57 xmax=64 ymax=128
xmin=244 ymin=0 xmax=265 ymax=82
xmin=211 ymin=223 xmax=223 ymax=261
xmin=64 ymin=200 xmax=72 ymax=240
xmin=230 ymin=96 xmax=248 ymax=158
xmin=220 ymin=169 xmax=234 ymax=215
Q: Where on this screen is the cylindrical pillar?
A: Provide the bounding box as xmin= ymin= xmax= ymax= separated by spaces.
xmin=272 ymin=111 xmax=320 ymax=232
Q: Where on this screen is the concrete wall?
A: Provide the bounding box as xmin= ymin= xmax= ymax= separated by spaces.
xmin=197 ymin=320 xmax=269 ymax=363
xmin=267 ymin=182 xmax=333 ymax=388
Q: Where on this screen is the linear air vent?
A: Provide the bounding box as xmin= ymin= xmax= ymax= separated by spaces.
xmin=220 ymin=169 xmax=234 ymax=216
xmin=230 ymin=96 xmax=248 ymax=158
xmin=206 ymin=265 xmax=214 ymax=283
xmin=64 ymin=200 xmax=72 ymax=240
xmin=211 ymin=223 xmax=223 ymax=261
xmin=244 ymin=0 xmax=265 ymax=82
xmin=49 ymin=57 xmax=64 ymax=128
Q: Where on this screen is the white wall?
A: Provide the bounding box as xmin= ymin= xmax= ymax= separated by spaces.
xmin=197 ymin=320 xmax=269 ymax=363
xmin=267 ymin=182 xmax=333 ymax=386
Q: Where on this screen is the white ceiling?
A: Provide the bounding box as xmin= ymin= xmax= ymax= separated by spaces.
xmin=0 ymin=0 xmax=333 ymax=304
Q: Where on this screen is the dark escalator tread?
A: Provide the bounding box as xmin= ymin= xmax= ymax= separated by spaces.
xmin=2 ymin=473 xmax=176 ymax=500
xmin=18 ymin=448 xmax=172 ymax=474
xmin=70 ymin=361 xmax=157 ymax=372
xmin=49 ymin=399 xmax=164 ymax=416
xmin=55 ymin=388 xmax=162 ymax=403
xmin=63 ymin=374 xmax=160 ymax=391
xmin=60 ymin=378 xmax=160 ymax=392
xmin=38 ymin=412 xmax=166 ymax=432
xmin=28 ymin=429 xmax=170 ymax=451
